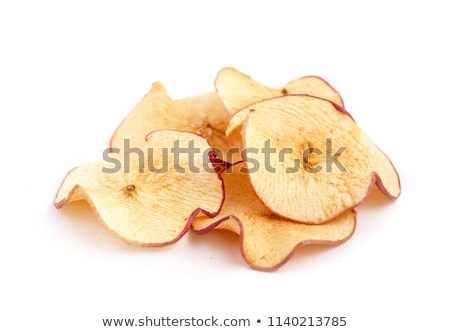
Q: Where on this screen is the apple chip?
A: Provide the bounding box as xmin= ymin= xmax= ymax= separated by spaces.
xmin=193 ymin=163 xmax=356 ymax=271
xmin=54 ymin=67 xmax=401 ymax=271
xmin=54 ymin=130 xmax=224 ymax=246
xmin=110 ymin=81 xmax=241 ymax=163
xmin=227 ymin=95 xmax=400 ymax=224
xmin=214 ymin=67 xmax=344 ymax=113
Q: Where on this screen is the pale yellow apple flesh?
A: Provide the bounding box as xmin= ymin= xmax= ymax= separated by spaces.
xmin=193 ymin=163 xmax=356 ymax=271
xmin=110 ymin=81 xmax=241 ymax=163
xmin=55 ymin=130 xmax=224 ymax=246
xmin=283 ymin=75 xmax=345 ymax=107
xmin=227 ymin=95 xmax=400 ymax=224
xmin=214 ymin=67 xmax=344 ymax=113
xmin=54 ymin=67 xmax=401 ymax=270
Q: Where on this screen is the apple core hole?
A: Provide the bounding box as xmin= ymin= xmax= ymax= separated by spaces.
xmin=126 ymin=185 xmax=136 ymax=192
xmin=300 ymin=141 xmax=321 ymax=168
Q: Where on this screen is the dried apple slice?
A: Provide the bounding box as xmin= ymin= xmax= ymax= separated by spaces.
xmin=283 ymin=75 xmax=344 ymax=107
xmin=227 ymin=95 xmax=400 ymax=224
xmin=214 ymin=67 xmax=344 ymax=113
xmin=193 ymin=163 xmax=356 ymax=271
xmin=110 ymin=81 xmax=241 ymax=163
xmin=54 ymin=130 xmax=224 ymax=246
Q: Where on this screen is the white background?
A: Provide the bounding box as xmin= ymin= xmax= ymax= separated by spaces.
xmin=1 ymin=1 xmax=448 ymax=331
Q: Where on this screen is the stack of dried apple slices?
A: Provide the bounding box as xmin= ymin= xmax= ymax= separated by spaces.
xmin=54 ymin=67 xmax=400 ymax=271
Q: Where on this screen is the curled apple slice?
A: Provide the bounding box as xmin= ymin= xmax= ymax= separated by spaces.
xmin=110 ymin=81 xmax=241 ymax=163
xmin=54 ymin=130 xmax=224 ymax=246
xmin=193 ymin=163 xmax=356 ymax=271
xmin=214 ymin=67 xmax=344 ymax=113
xmin=227 ymin=95 xmax=400 ymax=224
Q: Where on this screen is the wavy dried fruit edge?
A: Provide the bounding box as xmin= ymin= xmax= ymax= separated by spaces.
xmin=54 ymin=67 xmax=400 ymax=271
xmin=226 ymin=94 xmax=400 ymax=224
xmin=54 ymin=130 xmax=224 ymax=246
xmin=193 ymin=162 xmax=357 ymax=271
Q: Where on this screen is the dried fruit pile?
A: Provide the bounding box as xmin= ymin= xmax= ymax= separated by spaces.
xmin=54 ymin=67 xmax=400 ymax=271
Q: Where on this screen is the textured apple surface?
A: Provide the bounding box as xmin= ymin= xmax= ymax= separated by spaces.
xmin=110 ymin=82 xmax=241 ymax=163
xmin=55 ymin=130 xmax=224 ymax=246
xmin=226 ymin=95 xmax=400 ymax=224
xmin=54 ymin=67 xmax=400 ymax=270
xmin=214 ymin=66 xmax=344 ymax=113
xmin=193 ymin=163 xmax=356 ymax=271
